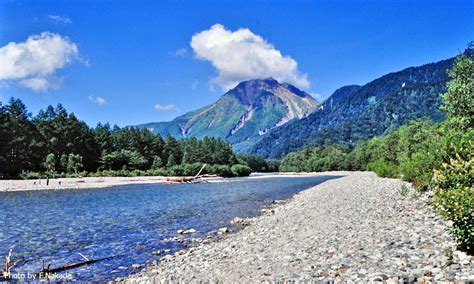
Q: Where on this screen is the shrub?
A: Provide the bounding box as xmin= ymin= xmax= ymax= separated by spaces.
xmin=237 ymin=154 xmax=269 ymax=172
xmin=367 ymin=159 xmax=399 ymax=178
xmin=433 ymin=153 xmax=474 ymax=254
xmin=20 ymin=172 xmax=42 ymax=180
xmin=147 ymin=168 xmax=171 ymax=176
xmin=130 ymin=169 xmax=147 ymax=177
xmin=209 ymin=164 xmax=233 ymax=177
xmin=230 ymin=164 xmax=252 ymax=177
xmin=400 ymin=151 xmax=436 ymax=191
xmin=168 ymin=164 xmax=185 ymax=176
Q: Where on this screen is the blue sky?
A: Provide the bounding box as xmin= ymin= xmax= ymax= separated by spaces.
xmin=0 ymin=0 xmax=472 ymax=127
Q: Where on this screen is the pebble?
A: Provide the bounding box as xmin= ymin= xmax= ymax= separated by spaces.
xmin=218 ymin=227 xmax=229 ymax=235
xmin=125 ymin=172 xmax=473 ymax=283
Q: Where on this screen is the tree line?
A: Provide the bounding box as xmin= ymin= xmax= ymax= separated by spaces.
xmin=280 ymin=48 xmax=473 ymax=253
xmin=0 ymin=101 xmax=253 ymax=179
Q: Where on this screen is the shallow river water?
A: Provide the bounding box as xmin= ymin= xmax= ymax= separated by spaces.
xmin=0 ymin=175 xmax=339 ymax=281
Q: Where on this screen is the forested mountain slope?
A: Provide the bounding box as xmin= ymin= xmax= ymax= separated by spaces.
xmin=250 ymin=57 xmax=455 ymax=158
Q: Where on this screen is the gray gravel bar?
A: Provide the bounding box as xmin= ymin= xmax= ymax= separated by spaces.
xmin=125 ymin=171 xmax=473 ymax=283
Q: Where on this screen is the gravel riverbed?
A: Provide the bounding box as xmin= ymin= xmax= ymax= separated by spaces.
xmin=124 ymin=171 xmax=473 ymax=283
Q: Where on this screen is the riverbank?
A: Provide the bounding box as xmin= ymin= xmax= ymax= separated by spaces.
xmin=125 ymin=171 xmax=473 ymax=283
xmin=0 ymin=172 xmax=321 ymax=192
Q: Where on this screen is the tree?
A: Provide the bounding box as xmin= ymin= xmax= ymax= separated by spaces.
xmin=441 ymin=44 xmax=474 ymax=128
xmin=164 ymin=134 xmax=182 ymax=166
xmin=237 ymin=154 xmax=268 ymax=172
xmin=0 ymin=98 xmax=43 ymax=177
xmin=67 ymin=153 xmax=83 ymax=174
xmin=44 ymin=153 xmax=56 ymax=173
xmin=60 ymin=153 xmax=69 ymax=172
xmin=100 ymin=149 xmax=147 ymax=170
xmin=151 ymin=156 xmax=163 ymax=169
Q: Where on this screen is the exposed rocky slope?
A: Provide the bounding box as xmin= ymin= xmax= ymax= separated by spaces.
xmin=136 ymin=78 xmax=318 ymax=152
xmin=125 ymin=172 xmax=473 ymax=283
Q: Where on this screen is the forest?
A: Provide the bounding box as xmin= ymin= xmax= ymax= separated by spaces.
xmin=251 ymin=54 xmax=454 ymax=158
xmin=280 ymin=49 xmax=473 ymax=253
xmin=0 ymin=102 xmax=255 ymax=179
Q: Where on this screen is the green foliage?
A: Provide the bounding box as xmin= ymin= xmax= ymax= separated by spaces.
xmin=43 ymin=153 xmax=56 ymax=173
xmin=151 ymin=156 xmax=163 ymax=169
xmin=100 ymin=150 xmax=148 ymax=170
xmin=433 ymin=153 xmax=473 ymax=254
xmin=266 ymin=159 xmax=280 ymax=172
xmin=0 ymin=98 xmax=248 ymax=178
xmin=280 ymin=145 xmax=352 ymax=173
xmin=367 ymin=159 xmax=399 ymax=178
xmin=432 ymin=46 xmax=474 ymax=254
xmin=237 ymin=154 xmax=269 ymax=172
xmin=67 ymin=153 xmax=83 ymax=174
xmin=208 ymin=164 xmax=233 ymax=177
xmin=20 ymin=172 xmax=43 ymax=180
xmin=441 ymin=44 xmax=474 ymax=128
xmin=230 ymin=164 xmax=252 ymax=177
xmin=168 ymin=163 xmax=204 ymax=176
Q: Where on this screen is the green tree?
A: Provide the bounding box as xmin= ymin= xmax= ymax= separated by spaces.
xmin=433 ymin=45 xmax=474 ymax=254
xmin=67 ymin=153 xmax=83 ymax=174
xmin=151 ymin=156 xmax=163 ymax=169
xmin=441 ymin=44 xmax=474 ymax=128
xmin=164 ymin=134 xmax=182 ymax=166
xmin=43 ymin=153 xmax=56 ymax=173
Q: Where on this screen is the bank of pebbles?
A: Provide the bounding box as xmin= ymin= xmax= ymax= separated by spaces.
xmin=124 ymin=172 xmax=473 ymax=283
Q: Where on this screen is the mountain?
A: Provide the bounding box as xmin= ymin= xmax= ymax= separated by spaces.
xmin=250 ymin=57 xmax=455 ymax=158
xmin=136 ymin=78 xmax=319 ymax=152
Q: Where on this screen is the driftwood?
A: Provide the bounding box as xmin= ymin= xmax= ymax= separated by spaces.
xmin=0 ymin=249 xmax=19 ymax=280
xmin=163 ymin=164 xmax=207 ymax=184
xmin=36 ymin=254 xmax=114 ymax=278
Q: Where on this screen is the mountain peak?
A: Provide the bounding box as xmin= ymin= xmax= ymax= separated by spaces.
xmin=136 ymin=77 xmax=319 ymax=152
xmin=229 ymin=78 xmax=312 ymax=105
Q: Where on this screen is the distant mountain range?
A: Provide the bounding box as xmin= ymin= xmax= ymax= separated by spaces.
xmin=135 ymin=78 xmax=319 ymax=152
xmin=250 ymin=57 xmax=454 ymax=158
xmin=136 ymin=56 xmax=455 ymax=158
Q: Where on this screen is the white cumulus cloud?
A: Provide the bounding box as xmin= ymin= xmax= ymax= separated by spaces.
xmin=88 ymin=96 xmax=106 ymax=106
xmin=154 ymin=103 xmax=178 ymax=111
xmin=190 ymin=24 xmax=310 ymax=91
xmin=48 ymin=15 xmax=72 ymax=24
xmin=0 ymin=32 xmax=79 ymax=91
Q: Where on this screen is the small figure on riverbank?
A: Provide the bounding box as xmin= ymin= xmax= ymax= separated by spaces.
xmin=46 ymin=177 xmax=49 ymax=186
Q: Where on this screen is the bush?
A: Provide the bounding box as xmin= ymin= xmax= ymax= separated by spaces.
xmin=20 ymin=171 xmax=42 ymax=180
xmin=168 ymin=164 xmax=185 ymax=176
xmin=266 ymin=159 xmax=280 ymax=172
xmin=400 ymin=151 xmax=436 ymax=191
xmin=367 ymin=159 xmax=399 ymax=178
xmin=147 ymin=168 xmax=171 ymax=176
xmin=209 ymin=164 xmax=233 ymax=177
xmin=230 ymin=164 xmax=252 ymax=177
xmin=237 ymin=154 xmax=269 ymax=172
xmin=433 ymin=153 xmax=474 ymax=254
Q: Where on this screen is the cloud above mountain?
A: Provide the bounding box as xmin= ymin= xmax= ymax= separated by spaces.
xmin=88 ymin=96 xmax=106 ymax=106
xmin=0 ymin=32 xmax=79 ymax=91
xmin=154 ymin=103 xmax=179 ymax=111
xmin=48 ymin=15 xmax=72 ymax=24
xmin=191 ymin=24 xmax=310 ymax=91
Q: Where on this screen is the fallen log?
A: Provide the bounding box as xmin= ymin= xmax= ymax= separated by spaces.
xmin=36 ymin=254 xmax=115 ymax=278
